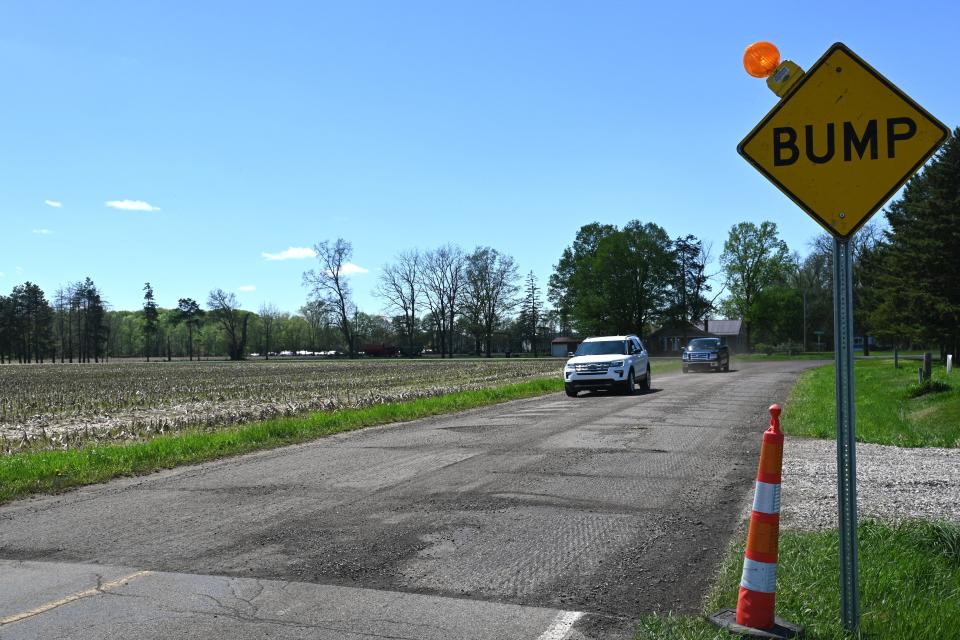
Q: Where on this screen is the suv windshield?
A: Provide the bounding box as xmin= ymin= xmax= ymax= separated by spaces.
xmin=688 ymin=338 xmax=720 ymax=350
xmin=575 ymin=340 xmax=626 ymax=356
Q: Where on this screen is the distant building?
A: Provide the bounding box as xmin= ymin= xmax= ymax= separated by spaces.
xmin=647 ymin=321 xmax=713 ymax=355
xmin=550 ymin=337 xmax=582 ymax=357
xmin=696 ymin=319 xmax=748 ymax=353
xmin=647 ymin=318 xmax=749 ymax=355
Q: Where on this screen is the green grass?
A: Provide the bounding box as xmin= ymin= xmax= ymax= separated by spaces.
xmin=782 ymin=359 xmax=960 ymax=447
xmin=636 ymin=520 xmax=960 ymax=640
xmin=735 ymin=352 xmax=835 ymax=361
xmin=0 ymin=377 xmax=563 ymax=505
xmin=649 ymin=359 xmax=683 ymax=375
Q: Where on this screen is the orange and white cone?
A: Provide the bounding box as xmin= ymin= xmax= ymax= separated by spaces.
xmin=736 ymin=403 xmax=785 ymax=630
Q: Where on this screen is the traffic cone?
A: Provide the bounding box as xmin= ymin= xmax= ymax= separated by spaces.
xmin=709 ymin=404 xmax=800 ymax=638
xmin=737 ymin=404 xmax=784 ymax=629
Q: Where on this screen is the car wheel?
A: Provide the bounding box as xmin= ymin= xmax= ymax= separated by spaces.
xmin=722 ymin=359 xmax=730 ymax=372
xmin=565 ymin=384 xmax=578 ymax=398
xmin=622 ymin=369 xmax=636 ymax=395
xmin=641 ymin=366 xmax=651 ymax=391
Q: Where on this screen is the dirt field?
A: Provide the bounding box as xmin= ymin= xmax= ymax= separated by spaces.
xmin=0 ymin=358 xmax=561 ymax=451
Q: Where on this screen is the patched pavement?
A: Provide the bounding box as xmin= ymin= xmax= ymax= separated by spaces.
xmin=0 ymin=360 xmax=820 ymax=639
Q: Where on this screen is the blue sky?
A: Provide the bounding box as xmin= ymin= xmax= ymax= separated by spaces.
xmin=2 ymin=1 xmax=957 ymax=314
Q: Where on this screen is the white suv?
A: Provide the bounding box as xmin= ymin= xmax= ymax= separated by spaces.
xmin=563 ymin=335 xmax=650 ymax=397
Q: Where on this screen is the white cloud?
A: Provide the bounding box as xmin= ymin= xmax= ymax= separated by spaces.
xmin=44 ymin=200 xmax=62 ymax=208
xmin=32 ymin=229 xmax=54 ymax=235
xmin=105 ymin=199 xmax=161 ymax=212
xmin=238 ymin=285 xmax=256 ymax=292
xmin=262 ymin=246 xmax=317 ymax=261
xmin=341 ymin=262 xmax=369 ymax=275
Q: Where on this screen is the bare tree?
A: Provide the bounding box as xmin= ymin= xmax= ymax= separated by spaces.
xmin=207 ymin=289 xmax=250 ymax=361
xmin=259 ymin=302 xmax=280 ymax=359
xmin=376 ymin=250 xmax=421 ymax=354
xmin=464 ymin=247 xmax=520 ymax=357
xmin=419 ymin=245 xmax=465 ymax=357
xmin=303 ymin=239 xmax=358 ymax=357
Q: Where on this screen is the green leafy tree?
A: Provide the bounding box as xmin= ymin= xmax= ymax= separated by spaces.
xmin=207 ymin=289 xmax=250 ymax=361
xmin=550 ymin=220 xmax=674 ymax=337
xmin=720 ymin=221 xmax=790 ymax=350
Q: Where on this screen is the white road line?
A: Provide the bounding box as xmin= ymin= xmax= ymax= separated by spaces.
xmin=536 ymin=610 xmax=583 ymax=640
xmin=0 ymin=570 xmax=152 ymax=627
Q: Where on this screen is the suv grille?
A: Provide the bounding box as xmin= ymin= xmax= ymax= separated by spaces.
xmin=689 ymin=352 xmax=712 ymax=361
xmin=574 ymin=362 xmax=611 ymax=374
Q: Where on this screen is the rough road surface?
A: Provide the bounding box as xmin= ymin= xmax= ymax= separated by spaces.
xmin=0 ymin=360 xmax=816 ymax=639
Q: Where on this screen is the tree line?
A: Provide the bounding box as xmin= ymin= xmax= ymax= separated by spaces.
xmin=1 ymin=130 xmax=955 ymax=363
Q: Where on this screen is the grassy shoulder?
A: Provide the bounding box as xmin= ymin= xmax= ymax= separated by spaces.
xmin=0 ymin=377 xmax=563 ymax=505
xmin=636 ymin=520 xmax=960 ymax=640
xmin=783 ymin=359 xmax=959 ymax=447
xmin=735 ymin=352 xmax=835 ymax=361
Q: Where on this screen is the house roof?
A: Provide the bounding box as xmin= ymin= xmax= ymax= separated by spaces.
xmin=551 ymin=337 xmax=582 ymax=344
xmin=698 ymin=319 xmax=743 ymax=336
xmin=648 ymin=321 xmax=712 ymax=339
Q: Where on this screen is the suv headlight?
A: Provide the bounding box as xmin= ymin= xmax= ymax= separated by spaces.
xmin=709 ymin=352 xmax=718 ymax=360
xmin=564 ymin=363 xmax=575 ymax=370
xmin=608 ymin=360 xmax=624 ymax=368
xmin=682 ymin=352 xmax=688 ymax=360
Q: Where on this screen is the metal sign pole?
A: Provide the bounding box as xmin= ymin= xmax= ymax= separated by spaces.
xmin=832 ymin=236 xmax=860 ymax=631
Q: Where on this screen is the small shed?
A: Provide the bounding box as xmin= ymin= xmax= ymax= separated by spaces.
xmin=551 ymin=337 xmax=581 ymax=357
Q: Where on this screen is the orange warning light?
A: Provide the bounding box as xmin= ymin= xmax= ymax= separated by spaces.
xmin=743 ymin=42 xmax=780 ymax=78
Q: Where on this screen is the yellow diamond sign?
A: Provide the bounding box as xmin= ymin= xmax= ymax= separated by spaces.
xmin=738 ymin=42 xmax=949 ymax=238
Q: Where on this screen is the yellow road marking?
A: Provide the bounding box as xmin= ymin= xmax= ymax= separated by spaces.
xmin=0 ymin=569 xmax=152 ymax=627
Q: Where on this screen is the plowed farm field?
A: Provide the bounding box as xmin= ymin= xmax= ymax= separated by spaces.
xmin=0 ymin=358 xmax=560 ymax=452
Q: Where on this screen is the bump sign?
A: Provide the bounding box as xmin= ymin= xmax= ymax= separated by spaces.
xmin=738 ymin=42 xmax=949 ymax=238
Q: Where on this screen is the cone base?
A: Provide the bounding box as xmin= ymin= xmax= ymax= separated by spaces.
xmin=707 ymin=608 xmax=802 ymax=638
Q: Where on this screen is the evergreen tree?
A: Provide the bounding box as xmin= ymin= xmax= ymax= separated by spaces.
xmin=143 ymin=282 xmax=159 ymax=361
xmin=173 ymin=298 xmax=205 ymax=361
xmin=518 ymin=271 xmax=542 ymax=355
xmin=871 ymin=128 xmax=960 ymax=360
xmin=9 ymin=282 xmax=54 ymax=363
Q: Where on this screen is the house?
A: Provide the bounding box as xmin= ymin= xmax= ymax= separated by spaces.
xmin=647 ymin=321 xmax=714 ymax=355
xmin=550 ymin=337 xmax=582 ymax=357
xmin=696 ymin=319 xmax=748 ymax=353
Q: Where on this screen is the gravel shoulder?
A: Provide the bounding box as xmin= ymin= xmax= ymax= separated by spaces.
xmin=781 ymin=437 xmax=960 ymax=530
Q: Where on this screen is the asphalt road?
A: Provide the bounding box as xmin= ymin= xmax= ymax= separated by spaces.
xmin=0 ymin=360 xmax=819 ymax=639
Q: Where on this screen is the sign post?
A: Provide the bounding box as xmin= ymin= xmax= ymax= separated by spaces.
xmin=736 ymin=41 xmax=948 ymax=633
xmin=832 ymin=236 xmax=859 ymax=628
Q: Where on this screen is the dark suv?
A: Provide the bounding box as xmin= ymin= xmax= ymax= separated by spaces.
xmin=682 ymin=338 xmax=730 ymax=373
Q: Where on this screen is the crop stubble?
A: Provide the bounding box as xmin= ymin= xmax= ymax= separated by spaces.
xmin=0 ymin=359 xmax=560 ymax=452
